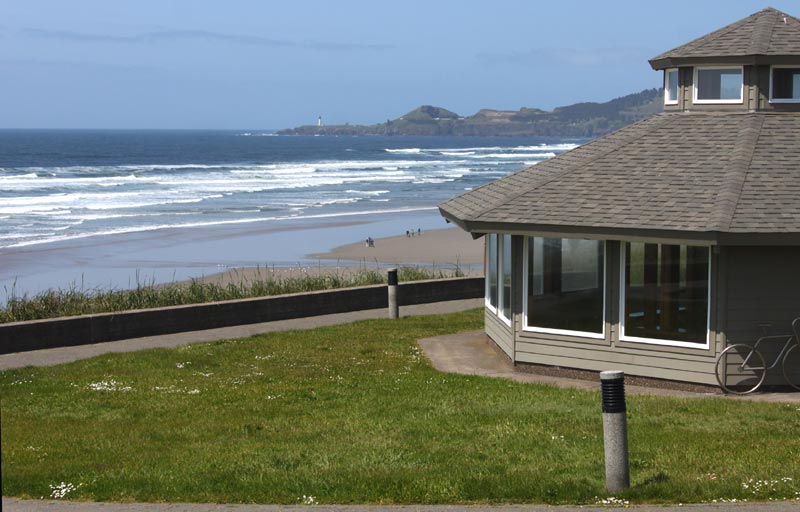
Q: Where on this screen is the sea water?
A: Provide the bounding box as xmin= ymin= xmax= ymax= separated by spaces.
xmin=0 ymin=130 xmax=582 ymax=294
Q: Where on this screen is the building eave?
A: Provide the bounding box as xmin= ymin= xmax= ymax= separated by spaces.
xmin=440 ymin=218 xmax=800 ymax=247
xmin=650 ymin=55 xmax=800 ymax=70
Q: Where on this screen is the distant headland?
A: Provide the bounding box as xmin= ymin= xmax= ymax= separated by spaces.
xmin=279 ymin=88 xmax=662 ymax=137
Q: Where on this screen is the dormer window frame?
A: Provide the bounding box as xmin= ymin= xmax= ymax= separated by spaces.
xmin=769 ymin=65 xmax=800 ymax=103
xmin=664 ymin=68 xmax=680 ymax=105
xmin=693 ymin=65 xmax=744 ymax=105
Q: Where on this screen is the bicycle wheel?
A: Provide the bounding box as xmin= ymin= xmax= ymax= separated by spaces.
xmin=781 ymin=343 xmax=800 ymax=392
xmin=715 ymin=344 xmax=766 ymax=395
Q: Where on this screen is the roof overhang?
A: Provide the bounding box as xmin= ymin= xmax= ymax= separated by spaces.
xmin=440 ymin=210 xmax=800 ymax=246
xmin=649 ymin=55 xmax=800 ymax=70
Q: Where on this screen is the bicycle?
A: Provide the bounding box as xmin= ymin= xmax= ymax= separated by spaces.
xmin=715 ymin=318 xmax=800 ymax=394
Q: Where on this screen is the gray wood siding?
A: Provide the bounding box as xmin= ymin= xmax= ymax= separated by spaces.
xmin=724 ymin=246 xmax=800 ymax=386
xmin=513 ymin=240 xmax=720 ymax=385
xmin=485 ymin=308 xmax=512 ymax=358
xmin=755 ymin=65 xmax=800 ymax=112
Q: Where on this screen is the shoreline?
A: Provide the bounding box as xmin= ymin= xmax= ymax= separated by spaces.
xmin=187 ymin=227 xmax=485 ymax=286
xmin=0 ymin=211 xmax=483 ymax=298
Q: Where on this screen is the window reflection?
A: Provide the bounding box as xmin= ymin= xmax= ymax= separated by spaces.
xmin=623 ymin=242 xmax=709 ymax=344
xmin=526 ymin=237 xmax=604 ymax=334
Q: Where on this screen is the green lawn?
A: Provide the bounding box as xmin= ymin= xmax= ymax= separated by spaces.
xmin=2 ymin=309 xmax=800 ymax=505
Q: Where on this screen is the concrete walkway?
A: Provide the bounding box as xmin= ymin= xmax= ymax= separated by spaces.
xmin=0 ymin=299 xmax=484 ymax=370
xmin=419 ymin=331 xmax=800 ymax=402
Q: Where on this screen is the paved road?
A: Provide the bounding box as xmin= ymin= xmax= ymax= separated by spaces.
xmin=4 ymin=498 xmax=798 ymax=512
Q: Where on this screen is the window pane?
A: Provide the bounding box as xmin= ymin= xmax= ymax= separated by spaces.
xmin=501 ymin=234 xmax=512 ymax=320
xmin=666 ymin=70 xmax=679 ymax=102
xmin=773 ymin=68 xmax=800 ymax=100
xmin=623 ymin=243 xmax=709 ymax=344
xmin=697 ymin=68 xmax=742 ymax=100
xmin=486 ymin=234 xmax=498 ymax=309
xmin=526 ymin=237 xmax=604 ymax=334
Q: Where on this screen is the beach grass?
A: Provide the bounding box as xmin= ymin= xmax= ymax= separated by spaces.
xmin=0 ymin=265 xmax=464 ymax=324
xmin=3 ymin=309 xmax=800 ymax=505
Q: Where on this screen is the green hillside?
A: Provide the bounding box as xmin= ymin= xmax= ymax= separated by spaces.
xmin=279 ymin=88 xmax=662 ymax=137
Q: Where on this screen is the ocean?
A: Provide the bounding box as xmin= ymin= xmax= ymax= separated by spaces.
xmin=0 ymin=130 xmax=581 ymax=294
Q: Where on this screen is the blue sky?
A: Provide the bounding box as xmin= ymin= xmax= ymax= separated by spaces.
xmin=1 ymin=1 xmax=796 ymax=129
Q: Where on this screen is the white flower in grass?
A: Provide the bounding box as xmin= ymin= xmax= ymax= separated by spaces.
xmin=300 ymin=495 xmax=318 ymax=505
xmin=186 ymin=389 xmax=201 ymax=395
xmin=49 ymin=482 xmax=82 ymax=499
xmin=86 ymin=380 xmax=132 ymax=392
xmin=594 ymin=496 xmax=629 ymax=506
xmin=175 ymin=361 xmax=191 ymax=369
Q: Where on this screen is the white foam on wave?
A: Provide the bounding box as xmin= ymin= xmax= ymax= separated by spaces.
xmin=439 ymin=151 xmax=476 ymax=156
xmin=343 ymin=189 xmax=390 ymax=196
xmin=513 ymin=144 xmax=579 ymax=151
xmin=0 ymin=172 xmax=39 ymax=180
xmin=0 ymin=191 xmax=225 ymax=215
xmin=429 ymin=143 xmax=578 ymax=153
xmin=468 ymin=152 xmax=556 ymax=159
xmin=230 ymin=166 xmax=316 ymax=176
xmin=2 ymin=206 xmax=439 ymax=249
xmin=384 ymin=148 xmax=422 ymax=154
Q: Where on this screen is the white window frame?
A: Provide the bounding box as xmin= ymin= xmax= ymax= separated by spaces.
xmin=693 ymin=66 xmax=744 ymax=104
xmin=664 ymin=68 xmax=679 ymax=105
xmin=484 ymin=233 xmax=498 ymax=314
xmin=618 ymin=242 xmax=712 ymax=349
xmin=769 ymin=65 xmax=800 ymax=103
xmin=522 ymin=237 xmax=606 ymax=339
xmin=498 ymin=234 xmax=512 ymax=326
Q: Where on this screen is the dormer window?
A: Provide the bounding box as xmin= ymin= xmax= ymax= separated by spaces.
xmin=770 ymin=66 xmax=800 ymax=102
xmin=693 ymin=66 xmax=743 ymax=104
xmin=664 ymin=69 xmax=679 ymax=105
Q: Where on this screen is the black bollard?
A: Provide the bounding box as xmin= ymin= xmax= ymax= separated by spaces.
xmin=387 ymin=268 xmax=399 ymax=319
xmin=600 ymin=370 xmax=630 ymax=493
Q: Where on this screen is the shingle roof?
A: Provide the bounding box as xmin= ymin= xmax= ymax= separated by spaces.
xmin=649 ymin=7 xmax=800 ymax=69
xmin=438 ymin=112 xmax=800 ymax=238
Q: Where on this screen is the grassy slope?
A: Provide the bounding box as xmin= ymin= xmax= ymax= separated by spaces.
xmin=2 ymin=309 xmax=800 ymax=505
xmin=0 ymin=266 xmax=459 ymax=324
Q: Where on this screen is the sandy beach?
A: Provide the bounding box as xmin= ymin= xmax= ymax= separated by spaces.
xmin=309 ymin=227 xmax=484 ymax=267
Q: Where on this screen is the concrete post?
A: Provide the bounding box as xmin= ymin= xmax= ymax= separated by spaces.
xmin=600 ymin=370 xmax=630 ymax=493
xmin=387 ymin=268 xmax=399 ymax=319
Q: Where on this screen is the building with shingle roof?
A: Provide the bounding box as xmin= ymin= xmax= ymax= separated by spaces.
xmin=439 ymin=8 xmax=800 ymax=391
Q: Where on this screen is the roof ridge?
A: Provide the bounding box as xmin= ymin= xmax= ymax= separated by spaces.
xmin=651 ymin=10 xmax=763 ymax=61
xmin=748 ymin=8 xmax=779 ymax=54
xmin=468 ymin=114 xmax=673 ymax=221
xmin=711 ymin=114 xmax=765 ymax=231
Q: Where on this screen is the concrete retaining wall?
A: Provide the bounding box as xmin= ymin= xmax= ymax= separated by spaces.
xmin=0 ymin=277 xmax=484 ymax=354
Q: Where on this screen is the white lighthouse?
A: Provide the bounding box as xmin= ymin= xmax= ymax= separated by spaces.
xmin=317 ymin=115 xmax=323 ymax=127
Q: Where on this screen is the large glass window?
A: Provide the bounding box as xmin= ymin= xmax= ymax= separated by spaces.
xmin=695 ymin=67 xmax=742 ymax=102
xmin=486 ymin=234 xmax=498 ymax=311
xmin=500 ymin=234 xmax=512 ymax=321
xmin=525 ymin=237 xmax=605 ymax=335
xmin=665 ymin=69 xmax=679 ymax=104
xmin=771 ymin=67 xmax=800 ymax=102
xmin=622 ymin=242 xmax=709 ymax=345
